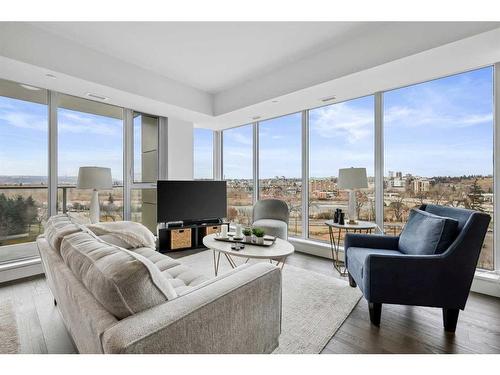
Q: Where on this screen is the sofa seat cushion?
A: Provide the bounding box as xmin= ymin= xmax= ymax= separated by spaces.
xmin=346 ymin=247 xmax=402 ymax=292
xmin=131 ymin=247 xmax=209 ymax=296
xmin=399 ymin=209 xmax=459 ymax=255
xmin=60 ymin=232 xmax=178 ymax=319
xmin=252 ymin=219 xmax=288 ymax=240
xmin=44 ymin=214 xmax=84 ymax=253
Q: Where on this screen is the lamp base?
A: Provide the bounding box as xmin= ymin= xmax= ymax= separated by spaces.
xmin=89 ymin=189 xmax=100 ymax=224
xmin=348 ymin=190 xmax=358 ymax=224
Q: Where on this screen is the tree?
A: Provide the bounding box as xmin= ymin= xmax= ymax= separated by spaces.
xmin=467 ymin=179 xmax=485 ymax=211
xmin=227 ymin=207 xmax=238 ymax=222
xmin=389 ymin=195 xmax=408 ymax=223
xmin=430 ymin=183 xmax=446 ymax=205
xmin=355 ymin=191 xmax=369 ymax=219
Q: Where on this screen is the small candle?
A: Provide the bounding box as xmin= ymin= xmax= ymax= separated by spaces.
xmin=220 ymin=225 xmax=228 ymax=238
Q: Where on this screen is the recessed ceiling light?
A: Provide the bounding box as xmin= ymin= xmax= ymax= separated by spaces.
xmin=19 ymin=84 xmax=42 ymax=91
xmin=320 ymin=95 xmax=337 ymax=102
xmin=45 ymin=73 xmax=57 ymax=79
xmin=85 ymin=92 xmax=109 ymax=101
xmin=252 ymin=116 xmax=261 ymax=120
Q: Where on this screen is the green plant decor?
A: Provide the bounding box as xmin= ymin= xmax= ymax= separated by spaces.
xmin=242 ymin=228 xmax=252 ymax=236
xmin=252 ymin=228 xmax=265 ymax=237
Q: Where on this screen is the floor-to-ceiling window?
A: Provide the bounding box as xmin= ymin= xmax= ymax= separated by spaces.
xmin=384 ymin=66 xmax=494 ymax=270
xmin=222 ymin=124 xmax=253 ymax=225
xmin=57 ymin=94 xmax=123 ymax=222
xmin=194 ymin=128 xmax=214 ymax=180
xmin=0 ymin=79 xmax=48 ymax=263
xmin=308 ymin=96 xmax=375 ymax=243
xmin=259 ymin=113 xmax=302 ymax=237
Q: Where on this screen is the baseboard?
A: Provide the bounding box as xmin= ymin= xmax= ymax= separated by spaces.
xmin=0 ymin=258 xmax=44 ymax=284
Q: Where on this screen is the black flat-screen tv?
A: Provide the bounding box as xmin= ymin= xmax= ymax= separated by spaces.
xmin=157 ymin=180 xmax=227 ymax=223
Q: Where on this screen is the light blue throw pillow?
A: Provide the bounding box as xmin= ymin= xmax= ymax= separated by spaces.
xmin=399 ymin=209 xmax=458 ymax=255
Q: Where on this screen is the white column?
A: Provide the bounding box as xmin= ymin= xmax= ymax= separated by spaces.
xmin=167 ymin=117 xmax=193 ymax=180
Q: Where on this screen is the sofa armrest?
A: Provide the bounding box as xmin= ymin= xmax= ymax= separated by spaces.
xmin=344 ymin=233 xmax=399 ymax=251
xmin=101 ymin=263 xmax=281 ymax=354
xmin=364 ymin=253 xmax=464 ymax=307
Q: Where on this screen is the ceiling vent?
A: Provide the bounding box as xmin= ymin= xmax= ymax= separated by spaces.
xmin=320 ymin=95 xmax=337 ymax=102
xmin=85 ymin=92 xmax=109 ymax=101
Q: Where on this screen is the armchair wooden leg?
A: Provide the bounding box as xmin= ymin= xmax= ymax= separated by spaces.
xmin=442 ymin=308 xmax=460 ymax=333
xmin=348 ymin=273 xmax=357 ymax=287
xmin=368 ymin=302 xmax=382 ymax=326
xmin=54 ymin=298 xmax=57 ymax=306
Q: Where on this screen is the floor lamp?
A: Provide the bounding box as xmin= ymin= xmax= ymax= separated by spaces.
xmin=77 ymin=166 xmax=113 ymax=224
xmin=338 ymin=167 xmax=368 ymax=225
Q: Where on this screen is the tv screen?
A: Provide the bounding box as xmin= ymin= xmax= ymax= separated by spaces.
xmin=157 ymin=180 xmax=227 ymax=223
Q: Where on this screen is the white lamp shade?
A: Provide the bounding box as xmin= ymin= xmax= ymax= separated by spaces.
xmin=338 ymin=167 xmax=368 ymax=190
xmin=77 ymin=167 xmax=113 ymax=190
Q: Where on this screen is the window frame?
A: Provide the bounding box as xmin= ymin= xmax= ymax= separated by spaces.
xmin=220 ymin=65 xmax=498 ymax=270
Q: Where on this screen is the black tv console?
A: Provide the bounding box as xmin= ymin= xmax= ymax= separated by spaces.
xmin=158 ymin=221 xmax=229 ymax=253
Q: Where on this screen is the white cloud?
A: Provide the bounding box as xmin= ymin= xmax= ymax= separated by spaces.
xmin=0 ymin=111 xmax=47 ymax=132
xmin=310 ymin=102 xmax=374 ymax=143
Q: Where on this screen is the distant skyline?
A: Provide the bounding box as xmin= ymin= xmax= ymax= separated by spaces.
xmin=1 ymin=67 xmax=494 ymax=182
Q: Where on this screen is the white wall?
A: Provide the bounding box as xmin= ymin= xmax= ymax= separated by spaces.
xmin=167 ymin=117 xmax=194 ymax=180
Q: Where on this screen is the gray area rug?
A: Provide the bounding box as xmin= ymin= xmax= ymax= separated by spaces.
xmin=0 ymin=299 xmax=20 ymax=354
xmin=181 ymin=250 xmax=362 ymax=354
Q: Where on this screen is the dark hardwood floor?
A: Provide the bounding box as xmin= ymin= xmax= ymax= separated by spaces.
xmin=2 ymin=250 xmax=500 ymax=354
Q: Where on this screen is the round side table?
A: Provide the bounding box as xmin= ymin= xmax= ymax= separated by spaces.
xmin=324 ymin=220 xmax=379 ymax=276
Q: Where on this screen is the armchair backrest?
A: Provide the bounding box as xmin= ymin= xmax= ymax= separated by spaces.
xmin=253 ymin=199 xmax=289 ymax=223
xmin=420 ymin=204 xmax=491 ymax=305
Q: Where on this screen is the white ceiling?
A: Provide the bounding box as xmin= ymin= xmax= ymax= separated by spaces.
xmin=32 ymin=22 xmax=375 ymax=93
xmin=1 ymin=22 xmax=500 ymax=129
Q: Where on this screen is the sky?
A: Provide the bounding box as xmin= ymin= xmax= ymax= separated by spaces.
xmin=0 ymin=66 xmax=494 ymax=182
xmin=218 ymin=66 xmax=493 ymax=179
xmin=0 ymin=95 xmax=123 ymax=182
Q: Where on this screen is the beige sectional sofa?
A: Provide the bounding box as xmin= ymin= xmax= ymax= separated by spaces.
xmin=37 ymin=215 xmax=282 ymax=354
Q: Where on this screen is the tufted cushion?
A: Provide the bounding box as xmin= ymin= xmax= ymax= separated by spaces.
xmin=60 ymin=232 xmax=177 ymax=319
xmin=44 ymin=214 xmax=84 ymax=252
xmin=399 ymin=209 xmax=459 ymax=255
xmin=132 ymin=247 xmax=209 ymax=296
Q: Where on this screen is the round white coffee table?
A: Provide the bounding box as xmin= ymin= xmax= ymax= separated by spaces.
xmin=203 ymin=234 xmax=295 ymax=276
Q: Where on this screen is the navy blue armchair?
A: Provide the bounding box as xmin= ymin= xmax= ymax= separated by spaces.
xmin=345 ymin=204 xmax=491 ymax=332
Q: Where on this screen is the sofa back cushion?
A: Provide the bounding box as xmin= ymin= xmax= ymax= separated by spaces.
xmin=44 ymin=214 xmax=84 ymax=253
xmin=60 ymin=231 xmax=177 ymax=319
xmin=399 ymin=209 xmax=459 ymax=255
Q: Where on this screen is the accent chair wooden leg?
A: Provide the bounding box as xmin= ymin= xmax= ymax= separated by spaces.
xmin=442 ymin=308 xmax=460 ymax=333
xmin=54 ymin=298 xmax=57 ymax=306
xmin=348 ymin=272 xmax=357 ymax=287
xmin=368 ymin=302 xmax=382 ymax=326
